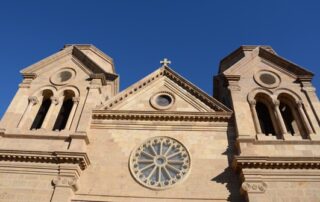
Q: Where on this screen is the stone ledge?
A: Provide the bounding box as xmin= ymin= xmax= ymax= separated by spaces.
xmin=92 ymin=110 xmax=232 ymax=122
xmin=0 ymin=150 xmax=90 ymax=170
xmin=233 ymin=156 xmax=320 ymax=170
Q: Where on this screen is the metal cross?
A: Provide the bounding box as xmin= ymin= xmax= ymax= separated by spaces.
xmin=160 ymin=58 xmax=171 ymax=66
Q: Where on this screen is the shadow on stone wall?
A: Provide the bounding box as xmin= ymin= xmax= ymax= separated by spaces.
xmin=211 ymin=121 xmax=245 ymax=202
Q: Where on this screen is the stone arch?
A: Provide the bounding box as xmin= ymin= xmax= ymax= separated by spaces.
xmin=52 ymin=86 xmax=79 ymax=131
xmin=56 ymin=85 xmax=80 ymax=97
xmin=31 ymin=86 xmax=57 ymax=98
xmin=276 ymin=90 xmax=307 ymax=138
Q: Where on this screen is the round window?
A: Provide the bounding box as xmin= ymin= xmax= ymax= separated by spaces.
xmin=150 ymin=92 xmax=175 ymax=110
xmin=50 ymin=68 xmax=76 ymax=85
xmin=130 ymin=136 xmax=191 ymax=190
xmin=254 ymin=70 xmax=280 ymax=88
xmin=156 ymin=94 xmax=172 ymax=106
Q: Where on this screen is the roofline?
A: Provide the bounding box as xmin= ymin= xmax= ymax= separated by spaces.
xmin=218 ymin=45 xmax=314 ymax=77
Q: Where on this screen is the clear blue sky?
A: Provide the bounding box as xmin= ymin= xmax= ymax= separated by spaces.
xmin=1 ymin=1 xmax=320 ymax=118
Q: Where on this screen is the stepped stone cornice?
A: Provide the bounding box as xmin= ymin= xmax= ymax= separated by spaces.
xmin=92 ymin=110 xmax=232 ymax=122
xmin=0 ymin=150 xmax=90 ymax=170
xmin=234 ymin=156 xmax=320 ymax=170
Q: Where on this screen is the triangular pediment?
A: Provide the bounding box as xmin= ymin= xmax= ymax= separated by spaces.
xmin=220 ymin=46 xmax=314 ymax=80
xmin=97 ymin=66 xmax=231 ymax=113
xmin=20 ymin=44 xmax=118 ymax=81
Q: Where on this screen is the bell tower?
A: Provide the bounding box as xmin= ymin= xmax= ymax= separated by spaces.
xmin=0 ymin=44 xmax=118 ymax=202
xmin=214 ymin=46 xmax=320 ymax=201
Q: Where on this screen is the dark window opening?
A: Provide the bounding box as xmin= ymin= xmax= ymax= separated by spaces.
xmin=53 ymin=98 xmax=73 ymax=131
xmin=279 ymin=102 xmax=295 ymax=135
xmin=30 ymin=98 xmax=52 ymax=130
xmin=256 ymin=102 xmax=276 ymax=136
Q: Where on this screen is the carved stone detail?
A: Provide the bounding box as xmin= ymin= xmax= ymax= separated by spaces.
xmin=72 ymin=97 xmax=80 ymax=103
xmin=92 ymin=111 xmax=231 ymax=122
xmin=50 ymin=96 xmax=59 ymax=105
xmin=28 ymin=96 xmax=39 ymax=105
xmin=242 ymin=181 xmax=267 ymax=193
xmin=0 ymin=150 xmax=90 ymax=170
xmin=52 ymin=176 xmax=79 ymax=191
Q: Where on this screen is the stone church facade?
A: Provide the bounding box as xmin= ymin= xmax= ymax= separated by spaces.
xmin=0 ymin=44 xmax=320 ymax=202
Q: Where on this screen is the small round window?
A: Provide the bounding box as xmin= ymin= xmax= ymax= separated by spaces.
xmin=150 ymin=92 xmax=174 ymax=110
xmin=50 ymin=68 xmax=76 ymax=85
xmin=254 ymin=70 xmax=280 ymax=88
xmin=129 ymin=136 xmax=191 ymax=190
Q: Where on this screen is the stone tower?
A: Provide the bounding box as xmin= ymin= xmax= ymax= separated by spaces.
xmin=0 ymin=44 xmax=320 ymax=202
xmin=214 ymin=46 xmax=320 ymax=201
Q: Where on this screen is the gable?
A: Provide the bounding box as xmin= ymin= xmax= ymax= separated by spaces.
xmin=98 ymin=66 xmax=231 ymax=113
xmin=20 ymin=45 xmax=118 ymax=84
xmin=220 ymin=46 xmax=314 ymax=80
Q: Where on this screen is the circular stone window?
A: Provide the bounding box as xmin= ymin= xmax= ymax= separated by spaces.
xmin=150 ymin=92 xmax=175 ymax=110
xmin=254 ymin=70 xmax=280 ymax=88
xmin=130 ymin=136 xmax=191 ymax=190
xmin=50 ymin=68 xmax=76 ymax=85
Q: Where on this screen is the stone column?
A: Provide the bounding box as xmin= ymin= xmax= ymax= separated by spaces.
xmin=273 ymin=100 xmax=287 ymax=138
xmin=65 ymin=97 xmax=80 ymax=130
xmin=296 ymin=100 xmax=314 ymax=137
xmin=249 ymin=100 xmax=263 ymax=135
xmin=299 ymin=78 xmax=320 ymax=135
xmin=51 ymin=176 xmax=78 ymax=202
xmin=48 ymin=96 xmax=65 ymax=131
xmin=41 ymin=96 xmax=59 ymax=129
xmin=18 ymin=96 xmax=39 ymax=128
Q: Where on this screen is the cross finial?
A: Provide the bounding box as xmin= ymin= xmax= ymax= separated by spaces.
xmin=160 ymin=58 xmax=171 ymax=66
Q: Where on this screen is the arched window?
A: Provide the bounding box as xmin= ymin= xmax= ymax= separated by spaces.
xmin=278 ymin=95 xmax=306 ymax=138
xmin=30 ymin=90 xmax=53 ymax=130
xmin=256 ymin=101 xmax=276 ymax=136
xmin=53 ymin=90 xmax=74 ymax=131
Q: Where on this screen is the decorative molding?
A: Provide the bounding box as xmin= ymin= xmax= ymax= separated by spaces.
xmin=51 ymin=96 xmax=59 ymax=105
xmin=234 ymin=156 xmax=320 ymax=170
xmin=224 ymin=75 xmax=241 ymax=91
xmin=0 ymin=150 xmax=90 ymax=170
xmin=99 ymin=67 xmax=231 ymax=112
xmin=72 ymin=97 xmax=80 ymax=103
xmin=241 ymin=181 xmax=267 ymax=193
xmin=28 ymin=96 xmax=39 ymax=105
xmin=92 ymin=110 xmax=231 ymax=122
xmin=52 ymin=176 xmax=79 ymax=191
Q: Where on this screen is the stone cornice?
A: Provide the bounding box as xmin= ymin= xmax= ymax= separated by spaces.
xmin=233 ymin=156 xmax=320 ymax=170
xmin=72 ymin=46 xmax=118 ymax=82
xmin=0 ymin=150 xmax=90 ymax=170
xmin=258 ymin=48 xmax=313 ymax=77
xmin=20 ymin=45 xmax=118 ymax=82
xmin=92 ymin=110 xmax=232 ymax=122
xmin=99 ymin=66 xmax=231 ymax=112
xmin=219 ymin=46 xmax=314 ymax=77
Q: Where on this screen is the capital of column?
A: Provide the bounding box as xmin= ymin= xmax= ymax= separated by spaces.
xmin=50 ymin=96 xmax=59 ymax=105
xmin=296 ymin=100 xmax=303 ymax=108
xmin=72 ymin=97 xmax=80 ymax=103
xmin=273 ymin=99 xmax=280 ymax=107
xmin=52 ymin=176 xmax=79 ymax=191
xmin=28 ymin=96 xmax=39 ymax=105
xmin=248 ymin=99 xmax=256 ymax=106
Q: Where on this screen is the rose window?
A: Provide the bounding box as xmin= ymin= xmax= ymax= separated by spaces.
xmin=130 ymin=136 xmax=191 ymax=189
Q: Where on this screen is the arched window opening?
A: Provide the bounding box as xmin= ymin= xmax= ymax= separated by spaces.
xmin=53 ymin=90 xmax=74 ymax=131
xmin=256 ymin=101 xmax=276 ymax=136
xmin=278 ymin=94 xmax=306 ymax=137
xmin=30 ymin=90 xmax=53 ymax=130
xmin=279 ymin=102 xmax=296 ymax=135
